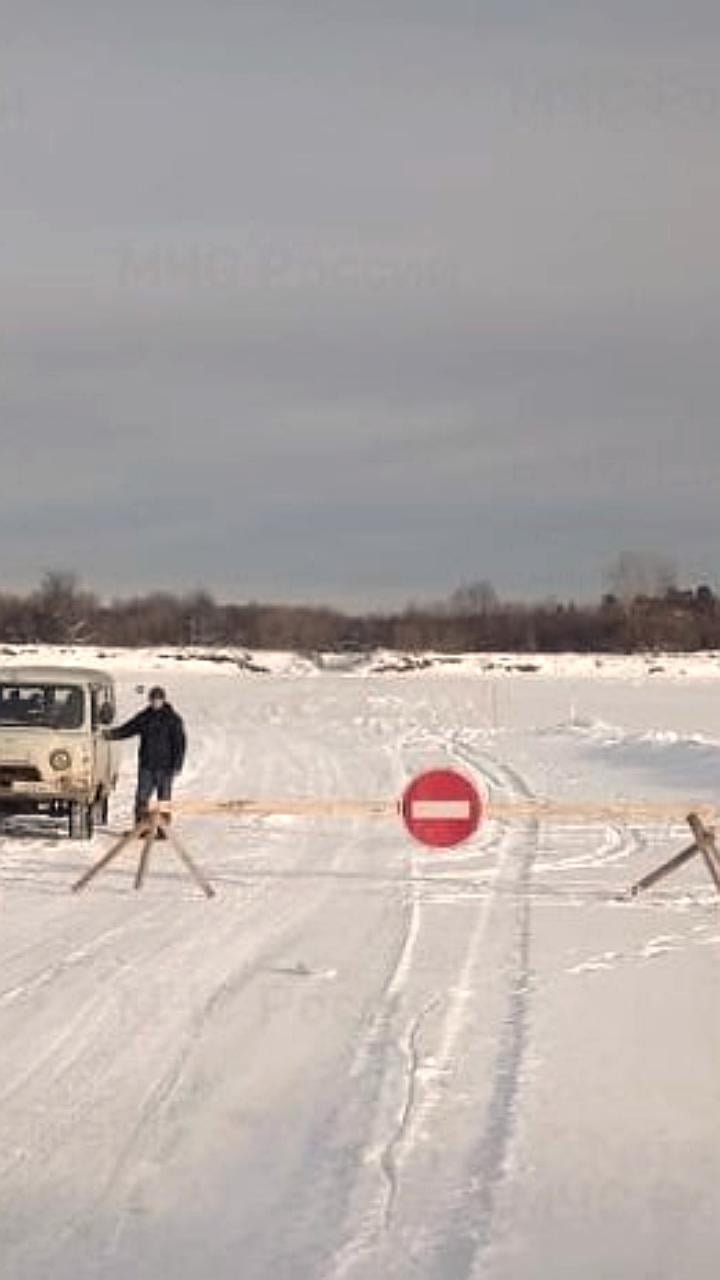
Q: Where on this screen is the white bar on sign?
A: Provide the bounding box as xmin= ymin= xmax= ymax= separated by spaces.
xmin=411 ymin=800 xmax=472 ymax=820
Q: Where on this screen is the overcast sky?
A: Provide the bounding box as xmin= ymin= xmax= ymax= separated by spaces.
xmin=2 ymin=2 xmax=719 ymax=607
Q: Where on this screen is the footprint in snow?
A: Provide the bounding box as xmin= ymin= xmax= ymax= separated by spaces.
xmin=568 ymin=927 xmax=720 ymax=978
xmin=641 ymin=936 xmax=676 ymax=958
xmin=268 ymin=962 xmax=338 ymax=980
xmin=567 ymin=951 xmax=620 ymax=974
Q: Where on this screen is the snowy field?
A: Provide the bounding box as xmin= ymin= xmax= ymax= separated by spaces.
xmin=1 ymin=649 xmax=720 ymax=1279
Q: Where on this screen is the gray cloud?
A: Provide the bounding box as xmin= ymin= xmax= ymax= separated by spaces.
xmin=1 ymin=2 xmax=719 ymax=606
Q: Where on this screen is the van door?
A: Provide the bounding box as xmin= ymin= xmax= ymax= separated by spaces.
xmin=90 ymin=684 xmax=116 ymax=801
xmin=103 ymin=684 xmax=119 ymax=789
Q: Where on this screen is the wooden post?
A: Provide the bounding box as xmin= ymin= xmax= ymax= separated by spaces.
xmin=626 ymin=840 xmax=698 ymax=897
xmin=626 ymin=814 xmax=720 ymax=901
xmin=166 ymin=827 xmax=216 ymax=899
xmin=71 ymin=808 xmax=214 ymax=899
xmin=687 ymin=813 xmax=720 ymax=896
xmin=71 ymin=822 xmax=146 ymax=893
xmin=134 ymin=813 xmax=159 ymax=890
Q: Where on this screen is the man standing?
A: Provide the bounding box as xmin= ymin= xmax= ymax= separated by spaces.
xmin=106 ymin=686 xmax=186 ymax=825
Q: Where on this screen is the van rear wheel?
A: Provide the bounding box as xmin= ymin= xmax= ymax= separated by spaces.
xmin=69 ymin=801 xmax=94 ymax=840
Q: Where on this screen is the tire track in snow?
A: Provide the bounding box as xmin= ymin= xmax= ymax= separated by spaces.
xmin=327 ymin=725 xmax=539 ymax=1280
xmin=0 ymin=904 xmax=170 ymax=1010
xmin=0 ymin=700 xmax=370 ymax=1273
xmin=379 ymin=994 xmax=441 ymax=1228
xmin=82 ymin=705 xmax=390 ymax=1266
xmin=0 ymin=919 xmax=213 ymax=1190
xmin=373 ymin=729 xmax=539 ymax=1277
xmin=430 ymin=734 xmax=538 ymax=1279
xmin=534 ymin=820 xmax=646 ymax=874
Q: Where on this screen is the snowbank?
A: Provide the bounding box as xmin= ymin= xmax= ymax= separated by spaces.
xmin=3 ymin=643 xmax=720 ymax=681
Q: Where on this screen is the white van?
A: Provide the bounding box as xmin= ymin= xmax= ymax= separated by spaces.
xmin=0 ymin=667 xmax=119 ymax=839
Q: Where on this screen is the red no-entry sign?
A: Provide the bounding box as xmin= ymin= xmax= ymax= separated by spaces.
xmin=401 ymin=768 xmax=483 ymax=848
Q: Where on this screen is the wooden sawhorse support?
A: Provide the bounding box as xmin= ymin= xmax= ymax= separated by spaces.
xmin=627 ymin=813 xmax=720 ymax=900
xmin=71 ymin=811 xmax=215 ymax=899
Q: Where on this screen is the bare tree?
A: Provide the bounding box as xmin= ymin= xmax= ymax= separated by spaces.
xmin=32 ymin=571 xmax=98 ymax=643
xmin=606 ymin=552 xmax=677 ymax=604
xmin=2 ymin=568 xmax=720 ymax=654
xmin=447 ymin=580 xmax=499 ymax=615
xmin=181 ymin=590 xmax=220 ymax=645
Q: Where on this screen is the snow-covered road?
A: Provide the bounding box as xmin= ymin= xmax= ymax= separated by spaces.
xmin=1 ymin=658 xmax=719 ymax=1279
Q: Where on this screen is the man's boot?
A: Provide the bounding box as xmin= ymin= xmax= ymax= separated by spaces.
xmin=156 ymin=809 xmax=171 ymax=840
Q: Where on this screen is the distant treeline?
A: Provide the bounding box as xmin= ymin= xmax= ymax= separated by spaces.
xmin=2 ymin=572 xmax=720 ymax=653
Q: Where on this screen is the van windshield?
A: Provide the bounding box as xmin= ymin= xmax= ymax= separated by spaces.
xmin=0 ymin=684 xmax=86 ymax=730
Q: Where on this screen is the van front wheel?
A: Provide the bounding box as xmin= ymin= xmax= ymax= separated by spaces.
xmin=69 ymin=802 xmax=94 ymax=841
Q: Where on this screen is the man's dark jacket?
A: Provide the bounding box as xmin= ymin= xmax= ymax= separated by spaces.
xmin=108 ymin=704 xmax=186 ymax=773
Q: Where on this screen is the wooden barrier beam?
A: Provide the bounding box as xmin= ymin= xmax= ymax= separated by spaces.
xmin=73 ymin=799 xmax=720 ymax=906
xmin=159 ymin=798 xmax=399 ymax=820
xmin=154 ymin=796 xmax=719 ymax=827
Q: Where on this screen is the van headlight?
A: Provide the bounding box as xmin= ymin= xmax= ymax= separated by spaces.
xmin=50 ymin=749 xmax=72 ymax=772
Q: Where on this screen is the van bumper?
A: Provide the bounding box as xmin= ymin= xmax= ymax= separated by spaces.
xmin=0 ymin=781 xmax=92 ymax=806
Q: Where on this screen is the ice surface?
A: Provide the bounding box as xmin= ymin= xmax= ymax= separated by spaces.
xmin=0 ymin=649 xmax=718 ymax=1279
